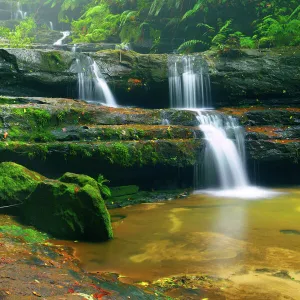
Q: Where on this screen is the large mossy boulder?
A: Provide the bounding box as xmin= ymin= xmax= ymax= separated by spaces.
xmin=21 ymin=177 xmax=113 ymax=241
xmin=0 ymin=162 xmax=44 ymax=206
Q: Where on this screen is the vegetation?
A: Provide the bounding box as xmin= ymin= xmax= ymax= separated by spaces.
xmin=0 ymin=17 xmax=36 ymax=48
xmin=2 ymin=1 xmax=299 ymax=51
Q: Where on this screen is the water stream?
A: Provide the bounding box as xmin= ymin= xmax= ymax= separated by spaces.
xmin=71 ymin=46 xmax=117 ymax=107
xmin=168 ymin=55 xmax=272 ymax=197
xmin=14 ymin=1 xmax=27 ymax=19
xmin=168 ymin=55 xmax=211 ymax=108
xmin=57 ymin=189 xmax=298 ymax=284
xmin=53 ymin=31 xmax=70 ymax=46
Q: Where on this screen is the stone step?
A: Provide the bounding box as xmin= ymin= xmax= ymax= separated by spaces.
xmin=0 ymin=139 xmax=201 ymax=168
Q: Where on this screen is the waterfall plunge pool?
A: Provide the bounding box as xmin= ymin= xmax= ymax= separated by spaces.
xmin=54 ymin=188 xmax=300 ymax=291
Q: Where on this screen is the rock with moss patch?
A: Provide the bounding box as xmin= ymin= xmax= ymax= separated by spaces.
xmin=59 ymin=172 xmax=99 ymax=190
xmin=21 ymin=179 xmax=113 ymax=241
xmin=110 ymin=185 xmax=139 ymax=197
xmin=0 ymin=162 xmax=44 ymax=206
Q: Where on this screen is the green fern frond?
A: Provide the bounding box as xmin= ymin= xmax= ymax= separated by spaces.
xmin=177 ymin=39 xmax=207 ymax=53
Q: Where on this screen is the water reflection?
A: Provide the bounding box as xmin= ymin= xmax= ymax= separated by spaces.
xmin=55 ymin=189 xmax=300 ymax=283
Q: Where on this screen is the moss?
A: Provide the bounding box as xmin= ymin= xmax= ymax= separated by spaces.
xmin=21 ymin=179 xmax=113 ymax=241
xmin=110 ymin=185 xmax=139 ymax=197
xmin=27 ymin=144 xmax=48 ymax=160
xmin=0 ymin=162 xmax=44 ymax=206
xmin=0 ymin=225 xmax=49 ymax=243
xmin=41 ymin=51 xmax=68 ymax=71
xmin=59 ymin=172 xmax=99 ymax=191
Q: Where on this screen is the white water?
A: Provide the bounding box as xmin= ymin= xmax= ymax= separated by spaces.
xmin=168 ymin=55 xmax=211 ymax=108
xmin=49 ymin=21 xmax=54 ymax=30
xmin=53 ymin=31 xmax=70 ymax=46
xmin=71 ymin=46 xmax=117 ymax=107
xmin=15 ymin=1 xmax=27 ymax=19
xmin=168 ymin=55 xmax=276 ymax=198
xmin=196 ymin=111 xmax=248 ymax=189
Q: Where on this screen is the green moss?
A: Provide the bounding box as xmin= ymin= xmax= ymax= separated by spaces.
xmin=27 ymin=144 xmax=48 ymax=160
xmin=41 ymin=51 xmax=68 ymax=71
xmin=0 ymin=225 xmax=49 ymax=243
xmin=110 ymin=185 xmax=139 ymax=197
xmin=111 ymin=142 xmax=131 ymax=166
xmin=22 ymin=179 xmax=113 ymax=241
xmin=59 ymin=172 xmax=99 ymax=191
xmin=12 ymin=108 xmax=52 ymax=128
xmin=0 ymin=162 xmax=44 ymax=206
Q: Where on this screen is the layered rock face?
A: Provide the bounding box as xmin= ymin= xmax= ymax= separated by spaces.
xmin=0 ymin=47 xmax=299 ymax=108
xmin=0 ymin=97 xmax=201 ymax=188
xmin=221 ymin=107 xmax=300 ymax=185
xmin=0 ymin=96 xmax=299 ymax=186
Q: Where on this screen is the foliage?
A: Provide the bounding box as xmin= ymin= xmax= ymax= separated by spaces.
xmin=255 ymin=5 xmax=300 ymax=47
xmin=97 ymin=174 xmax=111 ymax=198
xmin=0 ymin=17 xmax=36 ymax=48
xmin=3 ymin=0 xmax=300 ymax=52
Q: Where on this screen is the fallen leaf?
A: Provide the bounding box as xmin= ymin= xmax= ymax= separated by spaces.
xmin=32 ymin=291 xmax=41 ymax=297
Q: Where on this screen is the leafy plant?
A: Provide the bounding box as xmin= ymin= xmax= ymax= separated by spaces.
xmin=255 ymin=5 xmax=300 ymax=47
xmin=0 ymin=17 xmax=36 ymax=48
xmin=97 ymin=174 xmax=111 ymax=198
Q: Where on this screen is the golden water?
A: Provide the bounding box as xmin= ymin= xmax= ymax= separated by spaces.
xmin=60 ymin=189 xmax=300 ymax=283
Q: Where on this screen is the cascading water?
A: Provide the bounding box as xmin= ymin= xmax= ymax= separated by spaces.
xmin=15 ymin=1 xmax=27 ymax=19
xmin=168 ymin=55 xmax=275 ymax=198
xmin=71 ymin=46 xmax=117 ymax=107
xmin=195 ymin=111 xmax=248 ymax=190
xmin=168 ymin=55 xmax=211 ymax=108
xmin=53 ymin=31 xmax=70 ymax=46
xmin=49 ymin=21 xmax=54 ymax=30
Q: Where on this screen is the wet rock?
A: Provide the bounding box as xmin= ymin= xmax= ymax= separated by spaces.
xmin=110 ymin=185 xmax=139 ymax=197
xmin=21 ymin=178 xmax=113 ymax=241
xmin=280 ymin=229 xmax=300 ymax=235
xmin=0 ymin=162 xmax=44 ymax=207
xmin=272 ymin=270 xmax=293 ymax=280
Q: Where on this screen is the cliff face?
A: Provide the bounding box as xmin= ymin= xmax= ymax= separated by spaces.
xmin=1 ymin=47 xmax=299 ymax=108
xmin=0 ymin=96 xmax=299 ymax=187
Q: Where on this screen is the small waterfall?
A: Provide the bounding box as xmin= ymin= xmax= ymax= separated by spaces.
xmin=168 ymin=55 xmax=211 ymax=109
xmin=168 ymin=54 xmax=257 ymax=195
xmin=15 ymin=1 xmax=27 ymax=19
xmin=71 ymin=46 xmax=117 ymax=107
xmin=49 ymin=21 xmax=54 ymax=30
xmin=195 ymin=111 xmax=248 ymax=189
xmin=53 ymin=31 xmax=70 ymax=46
xmin=162 ymin=119 xmax=170 ymax=125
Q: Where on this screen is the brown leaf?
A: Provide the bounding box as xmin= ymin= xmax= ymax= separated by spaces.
xmin=32 ymin=291 xmax=41 ymax=297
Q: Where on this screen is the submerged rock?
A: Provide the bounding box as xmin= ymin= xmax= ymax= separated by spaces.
xmin=21 ymin=177 xmax=113 ymax=241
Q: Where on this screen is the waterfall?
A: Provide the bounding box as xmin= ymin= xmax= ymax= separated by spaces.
xmin=195 ymin=111 xmax=248 ymax=189
xmin=168 ymin=55 xmax=277 ymax=198
xmin=49 ymin=21 xmax=54 ymax=31
xmin=168 ymin=55 xmax=211 ymax=109
xmin=53 ymin=31 xmax=70 ymax=46
xmin=15 ymin=1 xmax=27 ymax=19
xmin=168 ymin=55 xmax=251 ymax=193
xmin=71 ymin=46 xmax=117 ymax=107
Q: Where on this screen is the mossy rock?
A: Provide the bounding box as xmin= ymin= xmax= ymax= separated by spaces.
xmin=0 ymin=225 xmax=49 ymax=243
xmin=21 ymin=179 xmax=113 ymax=241
xmin=59 ymin=172 xmax=99 ymax=191
xmin=0 ymin=162 xmax=44 ymax=206
xmin=110 ymin=185 xmax=139 ymax=197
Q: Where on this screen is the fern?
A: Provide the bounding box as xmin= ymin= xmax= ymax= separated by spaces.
xmin=177 ymin=39 xmax=207 ymax=53
xmin=182 ymin=0 xmax=203 ymax=21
